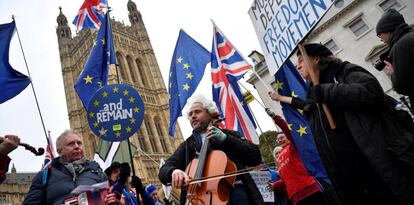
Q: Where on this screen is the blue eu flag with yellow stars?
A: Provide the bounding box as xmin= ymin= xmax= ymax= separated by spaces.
xmin=168 ymin=29 xmax=210 ymax=136
xmin=0 ymin=21 xmax=31 ymax=104
xmin=75 ymin=12 xmax=116 ymax=109
xmin=274 ymin=59 xmax=330 ymax=183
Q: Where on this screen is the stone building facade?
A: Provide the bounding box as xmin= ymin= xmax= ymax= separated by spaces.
xmin=0 ymin=165 xmax=36 ymax=205
xmin=56 ymin=0 xmax=183 ymax=185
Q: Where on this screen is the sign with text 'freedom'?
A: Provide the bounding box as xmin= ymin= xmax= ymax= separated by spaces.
xmin=248 ymin=0 xmax=335 ymax=75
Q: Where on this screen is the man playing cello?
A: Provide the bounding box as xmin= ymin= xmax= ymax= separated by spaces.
xmin=158 ymin=95 xmax=264 ymax=205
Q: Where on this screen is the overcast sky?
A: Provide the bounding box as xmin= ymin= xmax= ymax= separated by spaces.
xmin=0 ymin=0 xmax=277 ymax=173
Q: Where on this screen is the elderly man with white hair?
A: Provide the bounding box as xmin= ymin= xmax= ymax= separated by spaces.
xmin=158 ymin=95 xmax=264 ymax=205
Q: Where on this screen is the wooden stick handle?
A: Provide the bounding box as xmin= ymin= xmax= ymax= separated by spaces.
xmin=298 ymin=43 xmax=336 ymax=129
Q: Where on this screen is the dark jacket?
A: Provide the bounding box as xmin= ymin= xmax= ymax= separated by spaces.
xmin=23 ymin=157 xmax=107 ymax=205
xmin=158 ymin=129 xmax=264 ymax=205
xmin=294 ymin=61 xmax=414 ymax=205
xmin=389 ymin=23 xmax=414 ymax=100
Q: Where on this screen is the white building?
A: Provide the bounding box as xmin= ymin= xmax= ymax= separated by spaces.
xmin=247 ymin=0 xmax=414 ymax=115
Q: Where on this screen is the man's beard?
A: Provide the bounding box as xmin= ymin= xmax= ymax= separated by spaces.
xmin=193 ymin=121 xmax=210 ymax=133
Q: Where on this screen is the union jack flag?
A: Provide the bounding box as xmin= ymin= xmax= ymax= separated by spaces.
xmin=72 ymin=0 xmax=108 ymax=31
xmin=211 ymin=23 xmax=259 ymax=144
xmin=43 ymin=131 xmax=55 ymax=169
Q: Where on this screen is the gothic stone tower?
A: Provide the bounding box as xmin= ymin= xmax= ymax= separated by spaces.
xmin=56 ymin=0 xmax=183 ymax=185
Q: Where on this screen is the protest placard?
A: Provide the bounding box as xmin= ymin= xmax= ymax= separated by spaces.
xmin=249 ymin=0 xmax=335 ymax=74
xmin=250 ymin=170 xmax=275 ymax=203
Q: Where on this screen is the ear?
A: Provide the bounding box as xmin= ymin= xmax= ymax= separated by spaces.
xmin=312 ymin=56 xmax=320 ymax=65
xmin=57 ymin=148 xmax=62 ymax=155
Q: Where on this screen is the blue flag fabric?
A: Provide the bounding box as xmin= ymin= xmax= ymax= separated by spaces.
xmin=74 ymin=12 xmax=116 ymax=109
xmin=274 ymin=60 xmax=330 ymax=183
xmin=0 ymin=21 xmax=31 ymax=104
xmin=168 ymin=29 xmax=210 ymax=136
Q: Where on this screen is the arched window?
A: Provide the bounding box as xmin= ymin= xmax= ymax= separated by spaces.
xmin=154 ymin=117 xmax=168 ymax=153
xmin=137 ymin=129 xmax=147 ymax=152
xmin=145 ymin=119 xmax=158 ymax=153
xmin=135 ymin=59 xmax=147 ymax=86
xmin=126 ymin=56 xmax=137 ymax=83
xmin=116 ymin=52 xmax=127 ymax=81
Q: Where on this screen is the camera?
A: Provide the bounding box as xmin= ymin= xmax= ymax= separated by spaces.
xmin=373 ymin=50 xmax=390 ymax=71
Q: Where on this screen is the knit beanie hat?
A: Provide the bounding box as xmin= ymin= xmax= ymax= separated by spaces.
xmin=296 ymin=43 xmax=333 ymax=58
xmin=146 ymin=184 xmax=157 ymax=194
xmin=376 ymin=9 xmax=405 ymax=34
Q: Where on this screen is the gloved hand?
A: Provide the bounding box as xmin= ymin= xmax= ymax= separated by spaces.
xmin=131 ymin=175 xmax=144 ymax=192
xmin=209 ymin=126 xmax=227 ymax=143
xmin=265 ymin=108 xmax=276 ymax=117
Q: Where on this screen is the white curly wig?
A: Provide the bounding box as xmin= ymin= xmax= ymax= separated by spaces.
xmin=187 ymin=94 xmax=218 ymax=116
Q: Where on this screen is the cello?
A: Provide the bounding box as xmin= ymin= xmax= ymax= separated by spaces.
xmin=184 ymin=120 xmax=237 ymax=205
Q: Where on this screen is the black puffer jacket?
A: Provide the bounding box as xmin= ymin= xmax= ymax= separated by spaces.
xmin=158 ymin=129 xmax=264 ymax=205
xmin=295 ymin=61 xmax=414 ymax=205
xmin=23 ymin=157 xmax=107 ymax=205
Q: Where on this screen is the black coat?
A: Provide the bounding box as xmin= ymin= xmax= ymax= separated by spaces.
xmin=158 ymin=129 xmax=264 ymax=205
xmin=297 ymin=61 xmax=414 ymax=205
xmin=389 ymin=24 xmax=414 ymax=98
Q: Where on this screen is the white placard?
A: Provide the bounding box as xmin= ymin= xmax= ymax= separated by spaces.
xmin=250 ymin=170 xmax=275 ymax=202
xmin=248 ymin=0 xmax=335 ymax=75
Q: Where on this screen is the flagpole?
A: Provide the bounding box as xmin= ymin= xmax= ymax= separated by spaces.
xmin=12 ymin=15 xmax=49 ymax=142
xmin=237 ymin=82 xmax=264 ymax=134
xmin=105 ymin=8 xmax=137 ymax=177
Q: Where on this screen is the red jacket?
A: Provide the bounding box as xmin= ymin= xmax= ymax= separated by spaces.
xmin=271 ymin=115 xmax=321 ymax=205
xmin=0 ymin=154 xmax=11 ymax=183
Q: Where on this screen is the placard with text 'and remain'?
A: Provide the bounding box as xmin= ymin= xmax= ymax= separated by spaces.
xmin=87 ymin=84 xmax=144 ymax=142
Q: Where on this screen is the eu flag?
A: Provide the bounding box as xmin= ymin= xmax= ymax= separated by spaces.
xmin=0 ymin=21 xmax=31 ymax=104
xmin=74 ymin=12 xmax=116 ymax=109
xmin=168 ymin=29 xmax=210 ymax=136
xmin=275 ymin=59 xmax=330 ymax=183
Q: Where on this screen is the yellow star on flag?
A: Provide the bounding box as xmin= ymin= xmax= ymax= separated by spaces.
xmin=123 ymin=90 xmax=129 ymax=96
xmin=134 ymin=107 xmax=140 ymax=113
xmin=169 ymin=72 xmax=172 ymax=77
xmin=296 ymin=125 xmax=307 ymax=136
xmin=113 ymin=86 xmax=119 ymax=93
xmin=97 ymin=81 xmax=103 ymax=88
xmin=240 ymin=101 xmax=244 ymax=106
xmin=93 ymin=40 xmax=97 ymax=46
xmin=183 ymin=83 xmax=190 ymax=91
xmin=93 ymin=122 xmax=99 ymax=128
xmin=177 ymin=57 xmax=183 ymax=63
xmin=169 ymin=83 xmax=172 ymax=88
xmin=275 ymin=80 xmax=283 ymax=90
xmin=129 ymin=97 xmax=135 ymax=103
xmin=83 ymin=75 xmax=93 ymax=84
xmin=126 ymin=126 xmax=132 ymax=133
xmin=186 ymin=72 xmax=193 ymax=80
xmin=183 ymin=63 xmax=190 ymax=69
xmin=115 ymin=131 xmax=121 ymax=137
xmin=89 ymin=112 xmax=95 ymax=118
xmin=94 ymin=100 xmax=100 ymax=107
xmin=291 ymin=91 xmax=298 ymax=98
xmin=102 ymin=91 xmax=109 ymax=97
xmin=288 ymin=123 xmax=293 ymax=131
xmin=107 ymin=51 xmax=110 ymax=57
xmin=130 ymin=118 xmax=136 ymax=124
xmin=101 ymin=39 xmax=105 ymax=45
xmin=297 ymin=109 xmax=304 ymax=114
